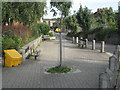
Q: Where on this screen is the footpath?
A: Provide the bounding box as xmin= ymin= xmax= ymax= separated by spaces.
xmin=2 ymin=33 xmax=110 ymax=88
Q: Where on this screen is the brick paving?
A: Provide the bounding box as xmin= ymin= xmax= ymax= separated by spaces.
xmin=2 ymin=33 xmax=110 ymax=88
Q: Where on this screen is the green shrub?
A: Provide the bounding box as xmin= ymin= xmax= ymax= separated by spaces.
xmin=31 ymin=24 xmax=40 ymax=38
xmin=67 ymin=32 xmax=74 ymax=37
xmin=95 ymin=30 xmax=105 ymax=41
xmin=92 ymin=26 xmax=118 ymax=41
xmin=48 ymin=32 xmax=53 ymax=37
xmin=2 ymin=35 xmax=22 ymax=50
xmin=31 ymin=23 xmax=50 ymax=38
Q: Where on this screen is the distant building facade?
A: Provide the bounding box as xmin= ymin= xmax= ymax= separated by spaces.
xmin=43 ymin=19 xmax=58 ymax=26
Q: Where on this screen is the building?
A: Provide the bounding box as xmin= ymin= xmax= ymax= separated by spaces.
xmin=43 ymin=19 xmax=58 ymax=27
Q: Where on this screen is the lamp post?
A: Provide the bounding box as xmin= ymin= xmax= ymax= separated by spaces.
xmin=56 ymin=27 xmax=62 ymax=67
xmin=59 ymin=31 xmax=62 ymax=67
xmin=58 ymin=12 xmax=63 ymax=67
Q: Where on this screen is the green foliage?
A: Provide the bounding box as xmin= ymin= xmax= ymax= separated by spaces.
xmin=50 ymin=2 xmax=72 ymax=17
xmin=67 ymin=32 xmax=74 ymax=37
xmin=50 ymin=2 xmax=72 ymax=30
xmin=24 ymin=32 xmax=36 ymax=45
xmin=2 ymin=35 xmax=22 ymax=50
xmin=76 ymin=5 xmax=95 ymax=32
xmin=96 ymin=7 xmax=116 ymax=26
xmin=38 ymin=23 xmax=50 ymax=35
xmin=2 ymin=2 xmax=46 ymax=26
xmin=47 ymin=66 xmax=71 ymax=73
xmin=65 ymin=14 xmax=78 ymax=36
xmin=52 ymin=25 xmax=58 ymax=31
xmin=48 ymin=32 xmax=53 ymax=37
xmin=118 ymin=8 xmax=120 ymax=31
xmin=74 ymin=32 xmax=82 ymax=37
xmin=76 ymin=6 xmax=118 ymax=39
xmin=31 ymin=24 xmax=40 ymax=38
xmin=34 ymin=42 xmax=41 ymax=50
xmin=31 ymin=23 xmax=50 ymax=38
xmin=89 ymin=27 xmax=118 ymax=41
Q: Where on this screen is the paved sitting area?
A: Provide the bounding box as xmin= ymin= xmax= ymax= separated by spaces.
xmin=2 ymin=33 xmax=110 ymax=88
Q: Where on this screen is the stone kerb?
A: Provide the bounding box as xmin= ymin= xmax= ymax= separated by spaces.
xmin=99 ymin=64 xmax=119 ymax=88
xmin=99 ymin=45 xmax=120 ymax=88
xmin=19 ymin=35 xmax=42 ymax=60
xmin=113 ymin=45 xmax=120 ymax=69
xmin=116 ymin=45 xmax=120 ymax=62
xmin=99 ymin=72 xmax=110 ymax=88
xmin=114 ymin=45 xmax=120 ymax=59
xmin=109 ymin=55 xmax=119 ymax=72
xmin=106 ymin=68 xmax=118 ymax=87
xmin=116 ymin=73 xmax=120 ymax=89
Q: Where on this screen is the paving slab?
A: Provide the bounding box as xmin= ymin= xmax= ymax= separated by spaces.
xmin=2 ymin=33 xmax=110 ymax=88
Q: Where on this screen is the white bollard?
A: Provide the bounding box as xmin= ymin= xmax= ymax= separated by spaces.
xmin=101 ymin=41 xmax=105 ymax=53
xmin=72 ymin=37 xmax=75 ymax=43
xmin=76 ymin=37 xmax=78 ymax=44
xmin=85 ymin=39 xmax=88 ymax=48
xmin=92 ymin=40 xmax=95 ymax=50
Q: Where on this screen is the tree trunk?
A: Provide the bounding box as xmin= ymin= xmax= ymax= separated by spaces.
xmin=59 ymin=12 xmax=63 ymax=67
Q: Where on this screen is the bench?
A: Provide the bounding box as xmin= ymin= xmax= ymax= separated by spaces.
xmin=43 ymin=35 xmax=50 ymax=40
xmin=34 ymin=50 xmax=41 ymax=60
xmin=31 ymin=50 xmax=41 ymax=60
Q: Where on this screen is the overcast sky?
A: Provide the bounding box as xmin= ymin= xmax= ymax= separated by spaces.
xmin=43 ymin=0 xmax=120 ymax=19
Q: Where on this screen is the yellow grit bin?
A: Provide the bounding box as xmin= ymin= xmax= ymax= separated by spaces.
xmin=4 ymin=49 xmax=22 ymax=67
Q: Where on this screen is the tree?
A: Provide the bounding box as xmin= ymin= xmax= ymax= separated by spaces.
xmin=50 ymin=1 xmax=72 ymax=67
xmin=95 ymin=7 xmax=116 ymax=27
xmin=64 ymin=14 xmax=78 ymax=36
xmin=76 ymin=5 xmax=94 ymax=37
xmin=2 ymin=2 xmax=46 ymax=26
xmin=118 ymin=7 xmax=120 ymax=31
xmin=107 ymin=7 xmax=116 ymax=26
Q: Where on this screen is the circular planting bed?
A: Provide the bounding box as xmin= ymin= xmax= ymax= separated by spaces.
xmin=46 ymin=66 xmax=71 ymax=74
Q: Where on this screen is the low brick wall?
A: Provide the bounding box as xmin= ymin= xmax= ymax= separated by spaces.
xmin=19 ymin=36 xmax=42 ymax=60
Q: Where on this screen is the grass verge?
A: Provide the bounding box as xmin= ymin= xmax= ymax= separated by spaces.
xmin=46 ymin=66 xmax=71 ymax=74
